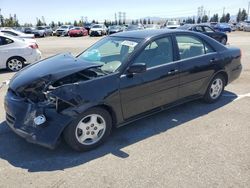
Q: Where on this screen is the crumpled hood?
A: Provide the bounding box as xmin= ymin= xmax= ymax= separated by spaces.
xmin=10 ymin=53 xmax=100 ymax=92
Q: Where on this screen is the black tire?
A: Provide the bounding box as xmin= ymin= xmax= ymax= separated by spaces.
xmin=203 ymin=74 xmax=225 ymax=103
xmin=6 ymin=57 xmax=24 ymax=72
xmin=63 ymin=107 xmax=112 ymax=152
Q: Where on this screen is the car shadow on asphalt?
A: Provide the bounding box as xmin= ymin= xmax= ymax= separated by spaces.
xmin=0 ymin=91 xmax=238 ymax=172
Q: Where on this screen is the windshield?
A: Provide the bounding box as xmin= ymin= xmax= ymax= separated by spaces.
xmin=92 ymin=25 xmax=102 ymax=28
xmin=168 ymin=21 xmax=179 ymax=25
xmin=60 ymin=26 xmax=68 ymax=29
xmin=37 ymin=27 xmax=45 ymax=30
xmin=78 ymin=37 xmax=141 ymax=73
xmin=110 ymin=26 xmax=120 ymax=30
xmin=73 ymin=27 xmax=81 ymax=30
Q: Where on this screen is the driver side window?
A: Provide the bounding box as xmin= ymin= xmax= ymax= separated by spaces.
xmin=133 ymin=37 xmax=173 ymax=68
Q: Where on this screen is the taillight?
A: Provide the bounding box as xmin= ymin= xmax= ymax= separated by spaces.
xmin=29 ymin=43 xmax=38 ymax=49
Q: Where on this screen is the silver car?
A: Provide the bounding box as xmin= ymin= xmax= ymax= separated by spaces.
xmin=243 ymin=21 xmax=250 ymax=32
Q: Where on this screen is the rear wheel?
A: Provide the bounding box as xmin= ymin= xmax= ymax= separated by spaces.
xmin=203 ymin=74 xmax=225 ymax=103
xmin=6 ymin=57 xmax=24 ymax=72
xmin=63 ymin=107 xmax=112 ymax=151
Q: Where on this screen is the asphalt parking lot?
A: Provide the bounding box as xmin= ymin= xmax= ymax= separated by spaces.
xmin=0 ymin=32 xmax=249 ymax=187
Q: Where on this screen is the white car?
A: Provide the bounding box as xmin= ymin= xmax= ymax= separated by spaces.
xmin=166 ymin=21 xmax=180 ymax=29
xmin=243 ymin=21 xmax=250 ymax=32
xmin=0 ymin=29 xmax=35 ymax=39
xmin=0 ymin=33 xmax=41 ymax=71
xmin=89 ymin=24 xmax=107 ymax=36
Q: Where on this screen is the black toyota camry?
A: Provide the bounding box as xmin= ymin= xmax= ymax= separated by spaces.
xmin=4 ymin=30 xmax=242 ymax=151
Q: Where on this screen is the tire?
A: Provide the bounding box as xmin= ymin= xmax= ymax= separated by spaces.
xmin=63 ymin=107 xmax=112 ymax=151
xmin=221 ymin=37 xmax=227 ymax=45
xmin=6 ymin=57 xmax=24 ymax=72
xmin=203 ymin=74 xmax=225 ymax=103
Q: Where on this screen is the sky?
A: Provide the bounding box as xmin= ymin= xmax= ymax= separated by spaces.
xmin=0 ymin=0 xmax=249 ymax=24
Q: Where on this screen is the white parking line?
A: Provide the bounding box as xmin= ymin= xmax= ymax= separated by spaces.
xmin=222 ymin=93 xmax=250 ymax=101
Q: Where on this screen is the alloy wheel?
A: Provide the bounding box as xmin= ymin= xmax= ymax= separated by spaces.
xmin=75 ymin=114 xmax=106 ymax=145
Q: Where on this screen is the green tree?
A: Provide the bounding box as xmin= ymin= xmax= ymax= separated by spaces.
xmin=197 ymin=17 xmax=201 ymax=23
xmin=210 ymin=14 xmax=219 ymax=22
xmin=0 ymin=14 xmax=4 ymax=27
xmin=241 ymin=9 xmax=248 ymax=21
xmin=201 ymin=15 xmax=208 ymax=23
xmin=143 ymin=19 xmax=147 ymax=25
xmin=186 ymin=17 xmax=193 ymax=24
xmin=225 ymin=13 xmax=230 ymax=23
xmin=220 ymin=14 xmax=226 ymax=22
xmin=237 ymin=9 xmax=242 ymax=22
xmin=58 ymin=21 xmax=62 ymax=26
xmin=50 ymin=21 xmax=55 ymax=28
xmin=73 ymin=20 xmax=78 ymax=26
xmin=147 ymin=18 xmax=151 ymax=24
xmin=36 ymin=19 xmax=42 ymax=26
xmin=132 ymin=20 xmax=135 ymax=24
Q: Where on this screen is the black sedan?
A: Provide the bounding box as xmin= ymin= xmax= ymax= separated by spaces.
xmin=4 ymin=30 xmax=242 ymax=151
xmin=178 ymin=24 xmax=228 ymax=45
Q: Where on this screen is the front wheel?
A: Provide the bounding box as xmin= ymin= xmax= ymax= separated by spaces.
xmin=203 ymin=74 xmax=225 ymax=103
xmin=63 ymin=107 xmax=112 ymax=151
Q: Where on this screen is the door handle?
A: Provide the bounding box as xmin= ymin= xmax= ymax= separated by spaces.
xmin=210 ymin=58 xmax=218 ymax=63
xmin=168 ymin=69 xmax=179 ymax=75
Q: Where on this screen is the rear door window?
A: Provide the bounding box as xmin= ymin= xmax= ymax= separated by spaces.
xmin=176 ymin=35 xmax=214 ymax=60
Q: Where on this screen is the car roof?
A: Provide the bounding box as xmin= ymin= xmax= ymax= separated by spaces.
xmin=111 ymin=29 xmax=188 ymax=39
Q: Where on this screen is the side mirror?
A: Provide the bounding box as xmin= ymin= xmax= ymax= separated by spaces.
xmin=127 ymin=63 xmax=146 ymax=74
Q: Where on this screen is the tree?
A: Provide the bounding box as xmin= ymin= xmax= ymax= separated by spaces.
xmin=132 ymin=20 xmax=135 ymax=24
xmin=73 ymin=20 xmax=78 ymax=26
xmin=92 ymin=20 xmax=96 ymax=24
xmin=0 ymin=14 xmax=4 ymax=27
xmin=58 ymin=21 xmax=62 ymax=26
xmin=147 ymin=18 xmax=151 ymax=24
xmin=237 ymin=9 xmax=242 ymax=22
xmin=186 ymin=17 xmax=193 ymax=24
xmin=143 ymin=19 xmax=147 ymax=25
xmin=192 ymin=17 xmax=195 ymax=24
xmin=197 ymin=17 xmax=201 ymax=23
xmin=225 ymin=13 xmax=230 ymax=23
xmin=201 ymin=15 xmax=208 ymax=23
xmin=50 ymin=21 xmax=55 ymax=28
xmin=36 ymin=19 xmax=43 ymax=26
xmin=220 ymin=14 xmax=226 ymax=23
xmin=241 ymin=9 xmax=248 ymax=21
xmin=210 ymin=14 xmax=219 ymax=22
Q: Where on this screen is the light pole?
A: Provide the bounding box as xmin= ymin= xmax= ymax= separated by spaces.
xmin=248 ymin=1 xmax=250 ymax=21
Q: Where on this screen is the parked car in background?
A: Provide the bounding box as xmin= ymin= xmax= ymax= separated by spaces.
xmin=145 ymin=24 xmax=161 ymax=30
xmin=69 ymin=27 xmax=88 ymax=37
xmin=214 ymin=23 xmax=231 ymax=32
xmin=0 ymin=32 xmax=41 ymax=71
xmin=4 ymin=30 xmax=242 ymax=151
xmin=108 ymin=25 xmax=123 ymax=35
xmin=36 ymin=26 xmax=53 ymax=37
xmin=178 ymin=24 xmax=228 ymax=45
xmin=125 ymin=24 xmax=144 ymax=31
xmin=230 ymin=23 xmax=237 ymax=31
xmin=243 ymin=21 xmax=250 ymax=32
xmin=55 ymin=25 xmax=74 ymax=36
xmin=89 ymin=24 xmax=107 ymax=36
xmin=0 ymin=29 xmax=35 ymax=39
xmin=209 ymin=22 xmax=218 ymax=29
xmin=236 ymin=21 xmax=245 ymax=31
xmin=166 ymin=20 xmax=180 ymax=29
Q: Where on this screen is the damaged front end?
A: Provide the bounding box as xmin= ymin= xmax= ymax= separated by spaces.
xmin=4 ymin=53 xmax=105 ymax=149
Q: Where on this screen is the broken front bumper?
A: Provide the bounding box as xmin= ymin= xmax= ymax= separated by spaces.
xmin=4 ymin=89 xmax=73 ymax=149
